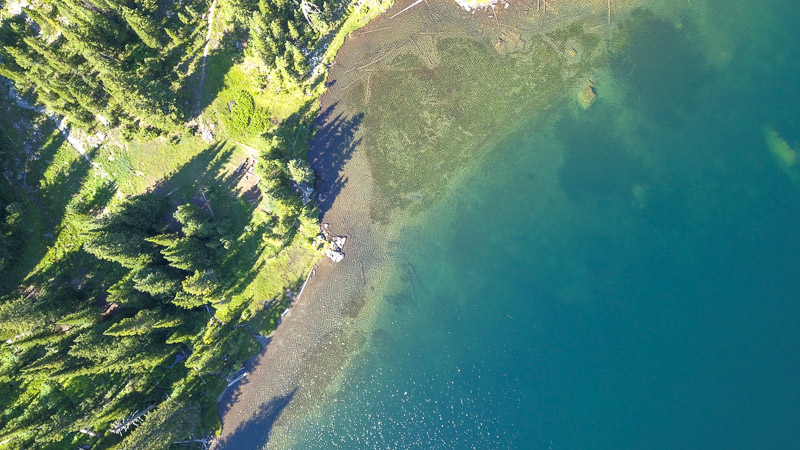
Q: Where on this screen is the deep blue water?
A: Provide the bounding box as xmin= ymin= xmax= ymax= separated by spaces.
xmin=278 ymin=1 xmax=800 ymax=448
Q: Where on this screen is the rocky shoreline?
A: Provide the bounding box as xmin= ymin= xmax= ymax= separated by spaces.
xmin=211 ymin=1 xmax=418 ymax=445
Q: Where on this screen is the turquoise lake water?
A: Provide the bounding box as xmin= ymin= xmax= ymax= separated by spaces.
xmin=268 ymin=0 xmax=800 ymax=447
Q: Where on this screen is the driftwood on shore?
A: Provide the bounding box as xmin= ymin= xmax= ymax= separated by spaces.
xmin=173 ymin=437 xmax=213 ymax=449
xmin=110 ymin=405 xmax=155 ymax=435
xmin=389 ymin=0 xmax=424 ymax=19
xmin=294 ymin=265 xmax=316 ymax=301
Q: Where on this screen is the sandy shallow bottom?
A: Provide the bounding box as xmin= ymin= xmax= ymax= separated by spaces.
xmin=213 ymin=123 xmax=398 ymax=448
xmin=214 ymin=0 xmax=685 ymax=447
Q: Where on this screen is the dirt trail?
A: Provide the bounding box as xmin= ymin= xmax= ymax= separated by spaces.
xmin=193 ymin=0 xmax=218 ymax=117
xmin=231 ymin=140 xmax=260 ymax=160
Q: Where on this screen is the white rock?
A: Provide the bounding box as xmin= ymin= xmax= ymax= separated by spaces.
xmin=325 ymin=249 xmax=344 ymax=263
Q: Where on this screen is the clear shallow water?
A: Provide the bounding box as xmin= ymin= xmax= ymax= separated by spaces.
xmin=267 ymin=0 xmax=800 ymax=447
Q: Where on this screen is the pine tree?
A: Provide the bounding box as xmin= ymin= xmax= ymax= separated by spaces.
xmin=287 ymin=158 xmax=313 ymax=184
xmin=248 ymin=13 xmax=275 ymax=66
xmin=118 ymin=399 xmax=202 ymax=450
xmin=104 ymin=308 xmax=181 ymax=337
xmin=107 ymin=274 xmax=157 ymax=308
xmin=118 ymin=5 xmax=164 ymax=49
xmin=69 ymin=325 xmax=172 ymax=373
xmin=161 ymin=237 xmax=211 ymax=272
xmin=83 ymin=228 xmax=159 ymax=269
xmin=181 ymin=269 xmax=222 ymax=302
xmin=132 ymin=266 xmax=182 ymax=298
xmin=114 ymin=194 xmax=170 ymax=232
xmin=174 ymin=204 xmax=216 ymax=239
xmin=172 ymin=291 xmax=209 ymax=309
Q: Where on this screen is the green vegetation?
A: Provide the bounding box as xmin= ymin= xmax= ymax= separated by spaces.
xmin=0 ymin=0 xmax=391 ymax=447
xmin=0 ymin=0 xmax=206 ymax=132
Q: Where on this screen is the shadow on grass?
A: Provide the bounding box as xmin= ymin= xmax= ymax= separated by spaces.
xmin=150 ymin=142 xmax=232 ymax=201
xmin=83 ymin=180 xmax=117 ymax=214
xmin=307 ymin=102 xmax=364 ymax=212
xmin=275 ymin=99 xmax=318 ymax=160
xmin=4 ymin=132 xmax=112 ymax=291
xmin=33 ymin=130 xmax=89 ymax=222
xmin=217 ymin=222 xmax=270 ymax=299
xmin=150 ymin=141 xmax=269 ymax=298
xmin=195 ymin=44 xmax=238 ymax=117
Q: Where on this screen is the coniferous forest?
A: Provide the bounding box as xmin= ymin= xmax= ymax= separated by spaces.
xmin=0 ymin=0 xmax=389 ymax=447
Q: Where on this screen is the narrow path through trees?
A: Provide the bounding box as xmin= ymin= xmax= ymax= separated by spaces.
xmin=194 ymin=0 xmax=218 ymax=118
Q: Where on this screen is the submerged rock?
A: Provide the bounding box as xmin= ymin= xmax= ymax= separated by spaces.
xmin=493 ymin=30 xmax=525 ymax=55
xmin=578 ymin=80 xmax=597 ymax=110
xmin=764 ymin=126 xmax=797 ymax=167
xmin=632 ymin=183 xmax=650 ymax=209
xmin=763 ymin=125 xmax=800 ymax=193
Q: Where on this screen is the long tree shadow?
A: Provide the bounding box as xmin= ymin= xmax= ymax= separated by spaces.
xmin=165 ymin=24 xmax=209 ymax=120
xmin=218 ymin=223 xmax=269 ymax=298
xmin=215 ymin=388 xmax=297 ymax=449
xmin=206 ymin=154 xmax=270 ymax=298
xmin=150 ymin=141 xmax=268 ymax=298
xmin=275 ymin=99 xmax=318 ymax=160
xmin=149 ymin=141 xmax=252 ymax=231
xmin=150 ymin=142 xmax=232 ymax=201
xmin=307 ymin=102 xmax=364 ymax=212
xmin=3 ymin=129 xmax=105 ymax=290
xmin=30 ymin=128 xmax=88 ymax=223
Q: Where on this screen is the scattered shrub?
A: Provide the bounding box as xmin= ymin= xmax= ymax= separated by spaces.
xmin=249 ymin=107 xmax=272 ymax=134
xmin=224 ymin=90 xmax=255 ymax=131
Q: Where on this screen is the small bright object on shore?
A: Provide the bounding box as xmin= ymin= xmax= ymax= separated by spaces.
xmin=455 ymin=0 xmax=498 ymax=11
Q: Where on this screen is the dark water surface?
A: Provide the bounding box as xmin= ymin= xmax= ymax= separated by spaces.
xmin=264 ymin=0 xmax=800 ymax=447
